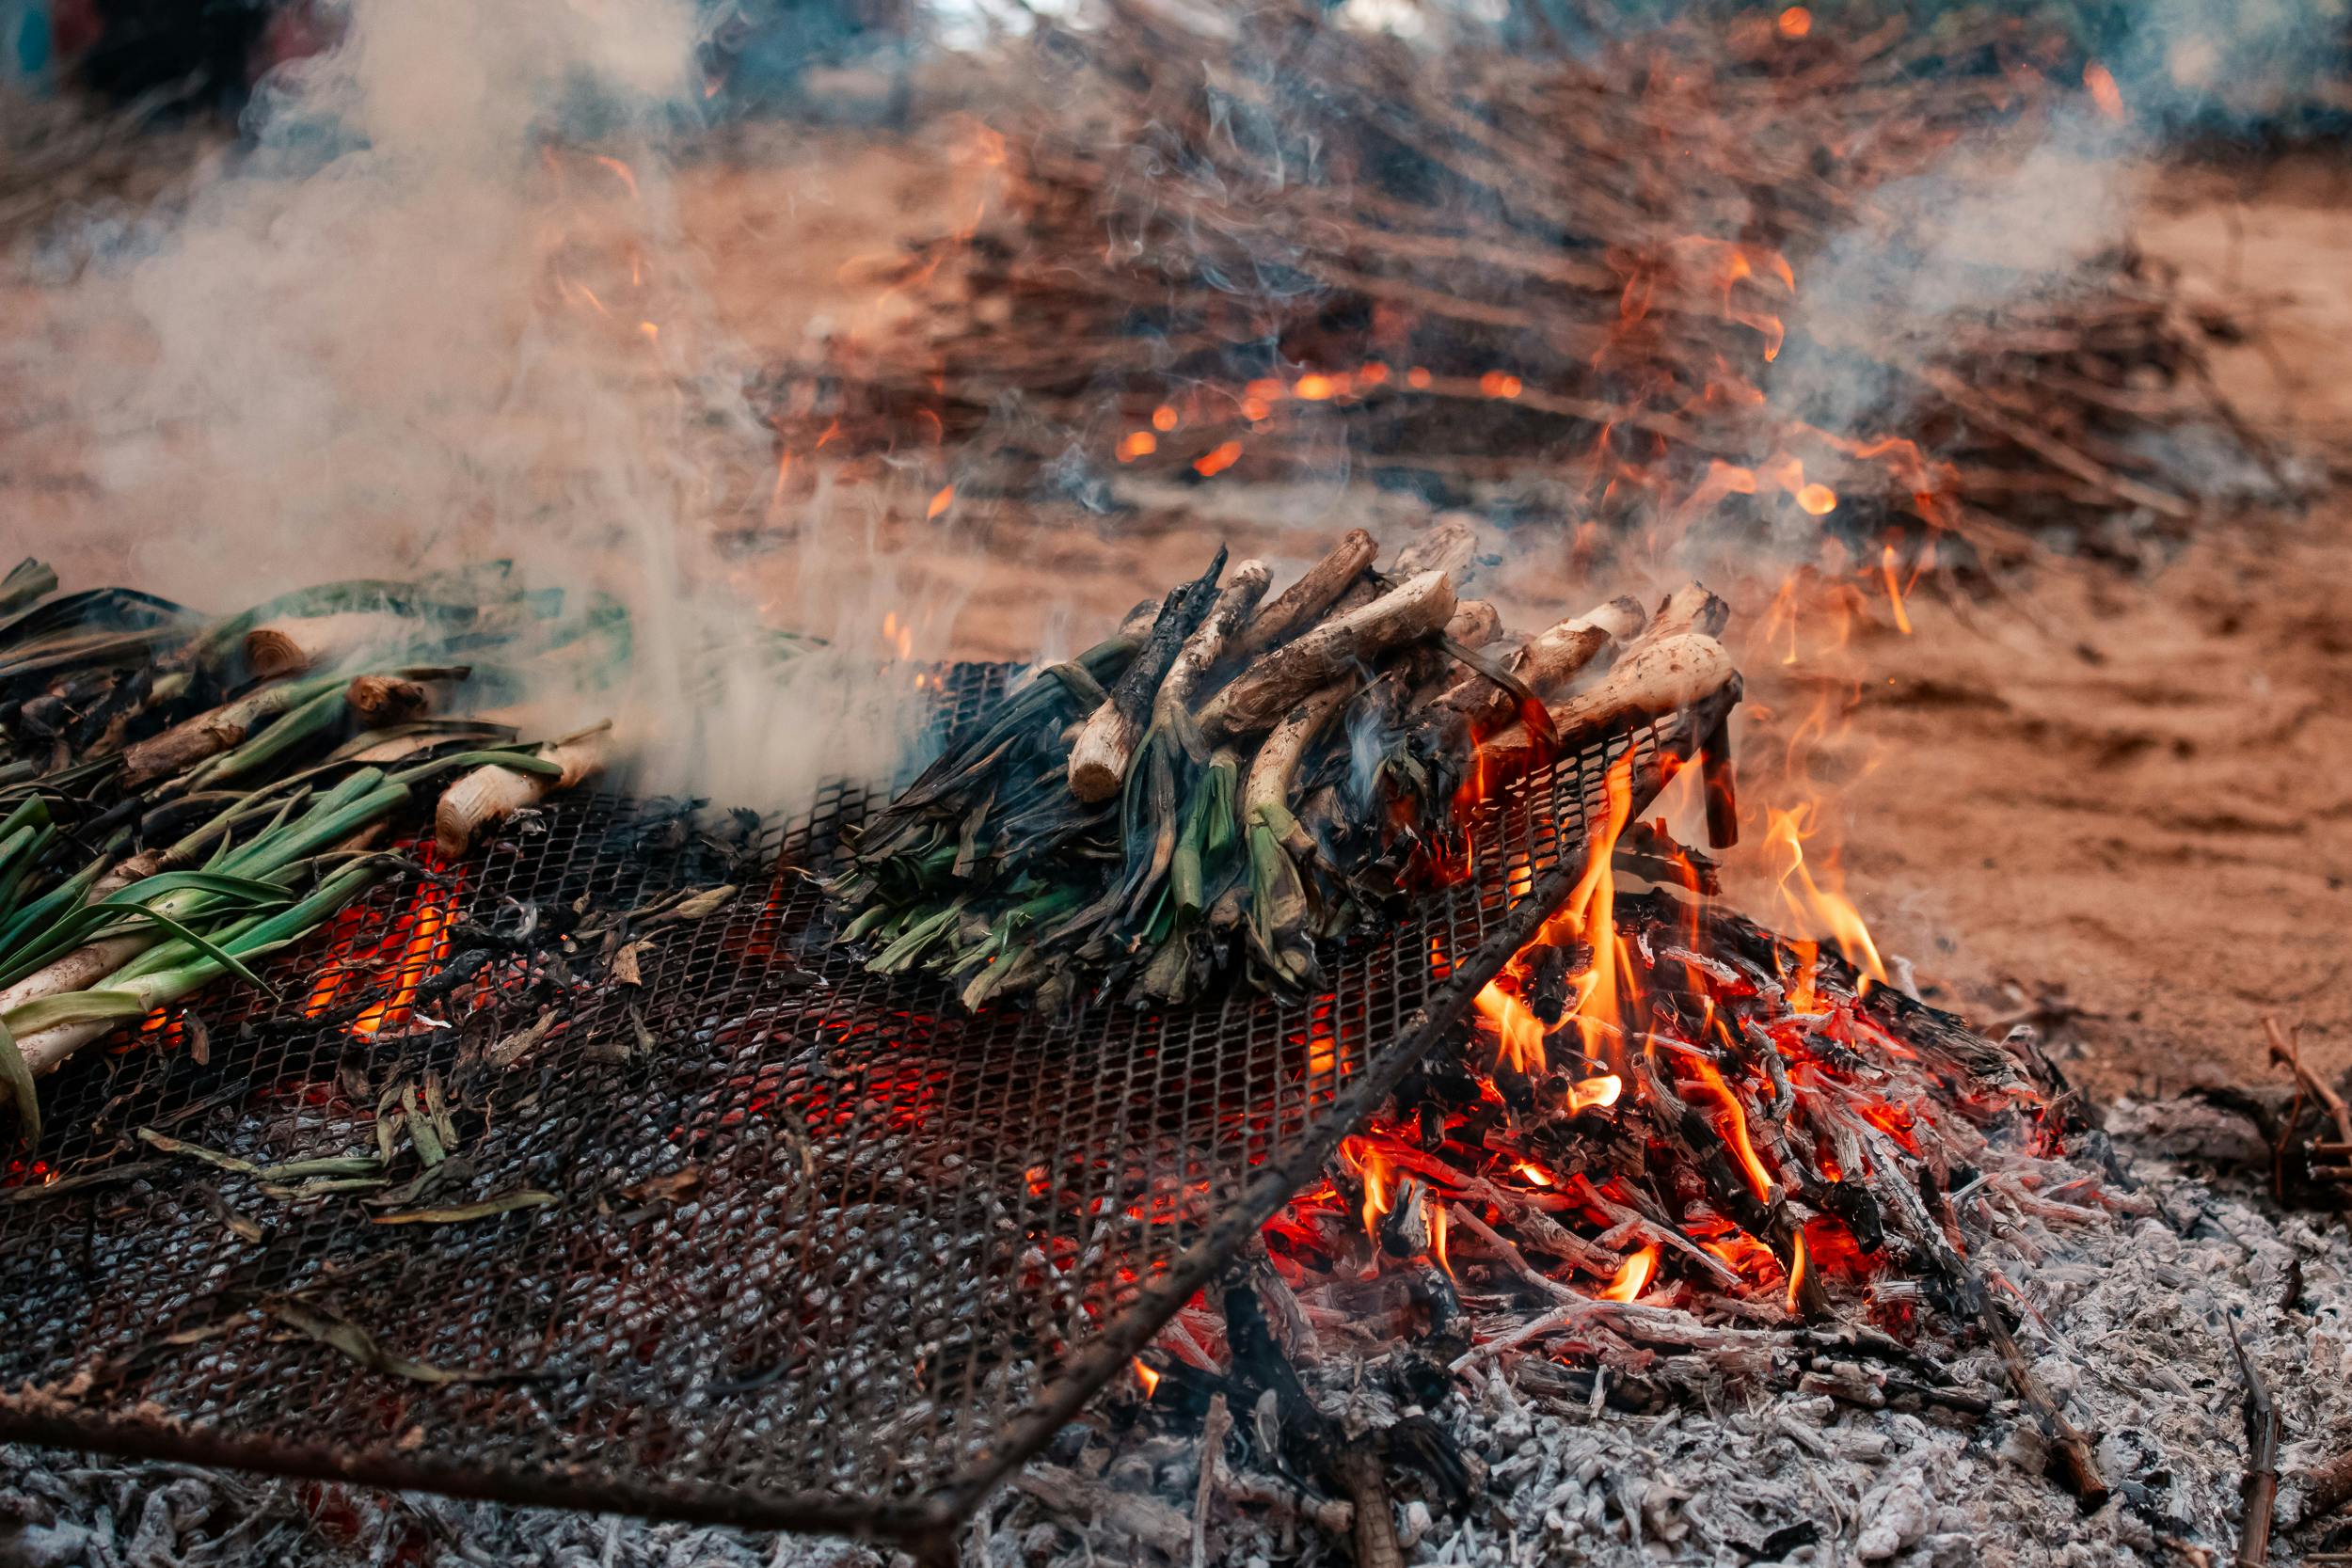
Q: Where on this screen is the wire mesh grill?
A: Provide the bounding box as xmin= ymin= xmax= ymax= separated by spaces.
xmin=0 ymin=662 xmax=1722 ymax=1543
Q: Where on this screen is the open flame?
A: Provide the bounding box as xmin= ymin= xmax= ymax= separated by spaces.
xmin=1763 ymin=804 xmax=1887 ymax=992
xmin=1601 ymin=1243 xmax=1661 ymax=1303
xmin=1537 ymin=752 xmax=1639 ymax=1069
xmin=1680 ymin=1049 xmax=1776 ymax=1204
xmin=302 ymin=861 xmax=466 ymax=1037
xmin=1341 ymin=1135 xmax=1393 ymax=1250
xmin=1473 ymin=980 xmax=1548 ymax=1074
xmin=1132 ymin=1358 xmax=1160 ymax=1399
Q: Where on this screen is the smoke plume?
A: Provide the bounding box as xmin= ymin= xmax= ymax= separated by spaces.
xmin=33 ymin=0 xmax=935 ymax=813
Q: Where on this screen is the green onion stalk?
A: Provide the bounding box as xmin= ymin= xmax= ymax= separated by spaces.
xmin=1 ymin=749 xmax=555 ymax=1035
xmin=2 ymin=856 xmax=393 ymax=1115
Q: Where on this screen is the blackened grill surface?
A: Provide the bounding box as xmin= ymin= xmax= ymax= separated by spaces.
xmin=0 ymin=662 xmax=1711 ymax=1541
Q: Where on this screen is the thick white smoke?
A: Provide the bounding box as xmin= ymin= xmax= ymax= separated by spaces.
xmin=34 ymin=0 xmax=934 ymax=813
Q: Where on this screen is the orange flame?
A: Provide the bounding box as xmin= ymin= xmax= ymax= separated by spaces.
xmin=1536 ymin=752 xmax=1639 ymax=1067
xmin=1878 ymin=543 xmax=1914 ymax=634
xmin=1785 ymin=1228 xmax=1809 ymax=1311
xmin=591 ymin=154 xmax=639 ymax=198
xmin=1343 ymin=1136 xmax=1393 ymax=1249
xmin=1428 ymin=1203 xmax=1454 ymax=1280
xmin=1514 ymin=1161 xmax=1554 ymax=1188
xmin=1133 ymin=1358 xmax=1161 ymax=1398
xmin=2084 ymin=62 xmax=2125 ymax=119
xmin=1474 ymin=981 xmax=1548 ymax=1074
xmin=1601 ymin=1242 xmax=1660 ymax=1302
xmin=1566 ymin=1073 xmax=1624 ymax=1115
xmin=1683 ymin=1053 xmax=1774 ymax=1204
xmin=1763 ymin=805 xmax=1888 ymax=991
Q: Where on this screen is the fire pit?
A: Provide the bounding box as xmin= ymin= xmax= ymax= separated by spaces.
xmin=0 ymin=662 xmax=1725 ymax=1552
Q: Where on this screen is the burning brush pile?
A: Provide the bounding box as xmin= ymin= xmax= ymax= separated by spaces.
xmin=766 ymin=2 xmax=2253 ymax=565
xmin=0 ymin=557 xmax=621 ymax=1146
xmin=828 ymin=522 xmax=1734 ymax=1006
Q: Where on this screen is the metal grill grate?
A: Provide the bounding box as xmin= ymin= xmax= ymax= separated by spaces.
xmin=0 ymin=663 xmax=1725 ymax=1546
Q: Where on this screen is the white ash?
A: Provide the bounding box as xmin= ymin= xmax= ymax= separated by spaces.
xmin=6 ymin=1110 xmax=2347 ymax=1568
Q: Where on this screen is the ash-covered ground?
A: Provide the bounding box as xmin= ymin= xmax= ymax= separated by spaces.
xmin=8 ymin=1100 xmax=2345 ymax=1568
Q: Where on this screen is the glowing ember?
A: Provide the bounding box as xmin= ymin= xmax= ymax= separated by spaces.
xmin=926 ymin=485 xmax=955 ymax=519
xmin=1776 ymin=5 xmax=1811 ymax=38
xmin=301 ymin=861 xmax=467 ymax=1037
xmin=1795 ymin=483 xmax=1837 ymax=515
xmin=1477 ymin=370 xmax=1523 ymax=399
xmin=1150 ymin=404 xmax=1179 ymax=432
xmin=1116 ymin=430 xmax=1158 ymax=462
xmin=2084 ymin=61 xmax=2125 ymax=119
xmin=1601 ymin=1243 xmax=1660 ymax=1303
xmin=1193 ymin=440 xmax=1243 ymax=477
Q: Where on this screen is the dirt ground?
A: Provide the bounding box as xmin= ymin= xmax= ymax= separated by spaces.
xmin=1763 ymin=157 xmax=2352 ymax=1099
xmin=4 ymin=125 xmax=2347 ymax=1104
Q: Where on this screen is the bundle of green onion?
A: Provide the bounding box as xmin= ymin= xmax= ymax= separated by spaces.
xmin=828 ymin=528 xmax=1738 ymax=1011
xmin=0 ymin=557 xmax=640 ymax=1149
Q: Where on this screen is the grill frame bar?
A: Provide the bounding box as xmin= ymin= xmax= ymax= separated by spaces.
xmin=0 ymin=665 xmax=1732 ymax=1545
